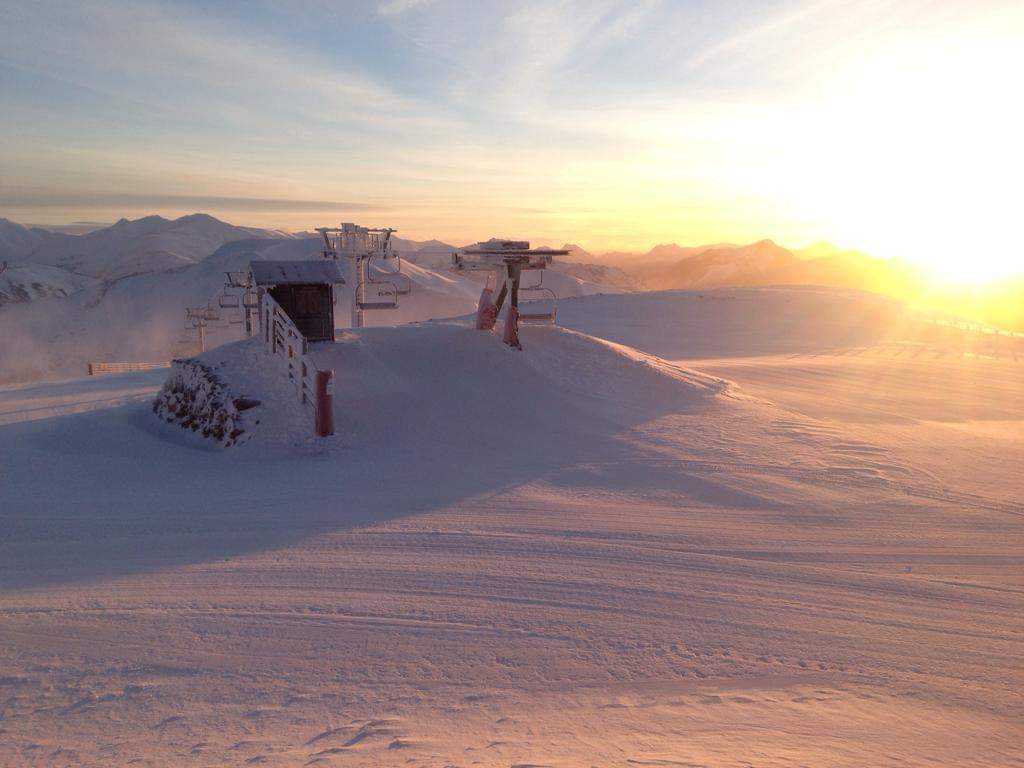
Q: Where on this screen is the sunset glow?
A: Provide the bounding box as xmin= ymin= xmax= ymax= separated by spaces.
xmin=1 ymin=1 xmax=1021 ymax=281
xmin=3 ymin=4 xmax=1024 ymax=765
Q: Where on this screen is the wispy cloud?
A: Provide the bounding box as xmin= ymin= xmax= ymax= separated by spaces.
xmin=2 ymin=0 xmax=1020 ymax=253
xmin=0 ymin=192 xmax=382 ymax=212
xmin=686 ymin=0 xmax=841 ymax=71
xmin=0 ymin=0 xmax=453 ymax=135
xmin=377 ymin=0 xmax=436 ymax=17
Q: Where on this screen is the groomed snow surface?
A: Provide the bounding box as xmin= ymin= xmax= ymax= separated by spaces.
xmin=1 ymin=287 xmax=1022 ymax=767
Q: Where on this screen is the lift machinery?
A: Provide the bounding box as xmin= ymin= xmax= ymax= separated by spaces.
xmin=452 ymin=239 xmax=569 ymax=349
xmin=316 ymin=223 xmax=411 ymax=329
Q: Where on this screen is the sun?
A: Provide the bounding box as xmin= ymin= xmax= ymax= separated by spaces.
xmin=777 ymin=25 xmax=1024 ymax=283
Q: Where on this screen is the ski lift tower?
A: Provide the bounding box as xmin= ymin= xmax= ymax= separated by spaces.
xmin=316 ymin=222 xmax=410 ymax=329
xmin=452 ymin=239 xmax=569 ymax=349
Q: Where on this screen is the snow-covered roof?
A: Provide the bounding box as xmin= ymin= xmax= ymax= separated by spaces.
xmin=249 ymin=260 xmax=345 ymax=286
xmin=462 ymin=238 xmax=570 ymax=256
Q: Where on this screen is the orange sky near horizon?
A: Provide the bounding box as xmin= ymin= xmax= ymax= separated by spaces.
xmin=2 ymin=1 xmax=1022 ymax=282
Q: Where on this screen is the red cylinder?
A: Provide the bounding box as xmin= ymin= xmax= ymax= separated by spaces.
xmin=502 ymin=306 xmax=521 ymax=349
xmin=315 ymin=369 xmax=334 ymax=437
xmin=476 ymin=287 xmax=498 ymax=330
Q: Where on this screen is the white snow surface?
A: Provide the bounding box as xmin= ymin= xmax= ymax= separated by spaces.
xmin=1 ymin=286 xmax=1021 ymax=766
xmin=0 ymin=237 xmax=628 ymax=384
xmin=0 ymin=261 xmax=97 ymax=306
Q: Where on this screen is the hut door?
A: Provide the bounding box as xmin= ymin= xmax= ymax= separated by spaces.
xmin=269 ymin=284 xmax=334 ymax=342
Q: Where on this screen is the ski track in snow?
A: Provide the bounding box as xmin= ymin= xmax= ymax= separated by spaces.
xmin=0 ymin=288 xmax=1022 ymax=767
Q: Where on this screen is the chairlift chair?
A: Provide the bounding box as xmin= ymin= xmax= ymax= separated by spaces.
xmin=453 ymin=239 xmax=569 ymax=347
xmin=516 ymin=270 xmax=557 ymax=324
xmin=356 ymin=282 xmax=399 ymax=311
xmin=380 ymin=251 xmax=412 ymax=295
xmin=218 ymin=292 xmax=241 ymax=309
xmin=365 ymin=250 xmax=409 ymax=302
xmin=316 ymin=222 xmax=411 ymax=328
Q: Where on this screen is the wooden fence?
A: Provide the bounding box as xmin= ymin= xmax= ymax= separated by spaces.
xmin=87 ymin=361 xmax=170 ymax=375
xmin=261 ymin=292 xmax=333 ymax=436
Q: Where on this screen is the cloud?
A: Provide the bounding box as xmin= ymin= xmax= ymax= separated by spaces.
xmin=685 ymin=0 xmax=841 ymax=71
xmin=377 ymin=0 xmax=435 ymax=16
xmin=0 ymin=192 xmax=381 ymax=212
xmin=0 ymin=0 xmax=452 ymax=134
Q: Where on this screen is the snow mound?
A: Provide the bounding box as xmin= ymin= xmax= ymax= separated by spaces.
xmin=192 ymin=321 xmax=727 ymax=451
xmin=167 ymin=338 xmax=322 ymax=450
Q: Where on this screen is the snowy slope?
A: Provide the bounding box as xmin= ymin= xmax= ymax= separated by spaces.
xmin=0 ymin=235 xmax=632 ymax=383
xmin=1 ymin=288 xmax=1021 ymax=766
xmin=0 ymin=237 xmax=324 ymax=383
xmin=554 ymin=286 xmax=920 ymax=359
xmin=0 ymin=261 xmax=97 ymax=306
xmin=0 ymin=218 xmax=70 ymax=261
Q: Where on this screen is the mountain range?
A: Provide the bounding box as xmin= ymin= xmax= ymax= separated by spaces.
xmin=0 ymin=214 xmax=292 ymax=282
xmin=0 ymin=214 xmax=926 ymax=302
xmin=0 ymin=215 xmax=633 ymax=383
xmin=1 ymin=212 xmax=1020 ymax=384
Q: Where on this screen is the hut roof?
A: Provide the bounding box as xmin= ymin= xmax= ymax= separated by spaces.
xmin=249 ymin=260 xmax=346 ymax=286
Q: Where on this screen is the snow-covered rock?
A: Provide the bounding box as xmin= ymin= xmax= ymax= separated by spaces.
xmin=153 ymin=358 xmax=260 ymax=447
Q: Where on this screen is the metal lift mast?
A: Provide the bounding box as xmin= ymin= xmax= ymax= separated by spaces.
xmin=452 ymin=239 xmax=569 ymax=349
xmin=316 ymin=223 xmax=409 ymax=329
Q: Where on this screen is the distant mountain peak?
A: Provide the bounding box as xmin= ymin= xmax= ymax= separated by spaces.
xmin=175 ymin=212 xmax=221 ymax=225
xmin=5 ymin=212 xmax=289 ymax=282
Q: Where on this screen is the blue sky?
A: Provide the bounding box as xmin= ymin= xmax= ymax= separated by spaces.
xmin=1 ymin=0 xmax=1021 ymax=267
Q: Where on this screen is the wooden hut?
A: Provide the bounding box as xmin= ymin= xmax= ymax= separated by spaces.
xmin=249 ymin=260 xmax=345 ymax=342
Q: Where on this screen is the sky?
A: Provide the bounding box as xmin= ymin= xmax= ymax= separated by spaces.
xmin=1 ymin=0 xmax=1022 ymax=277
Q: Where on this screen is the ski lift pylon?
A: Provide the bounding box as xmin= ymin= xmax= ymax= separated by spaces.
xmin=517 ymin=269 xmax=557 ymax=324
xmin=316 ymin=222 xmax=411 ymax=328
xmin=452 ymin=239 xmax=568 ymax=348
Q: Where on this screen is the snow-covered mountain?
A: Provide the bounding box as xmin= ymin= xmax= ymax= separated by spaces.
xmin=554 ymin=260 xmax=641 ymax=291
xmin=392 ymin=236 xmax=460 ymax=270
xmin=0 ymin=261 xmax=97 ymax=306
xmin=0 ymin=218 xmax=70 ymax=261
xmin=636 ymin=239 xmax=799 ymax=290
xmin=18 ymin=213 xmax=293 ymax=281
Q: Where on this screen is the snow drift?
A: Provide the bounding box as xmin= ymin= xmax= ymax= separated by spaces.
xmin=180 ymin=321 xmax=727 ymax=450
